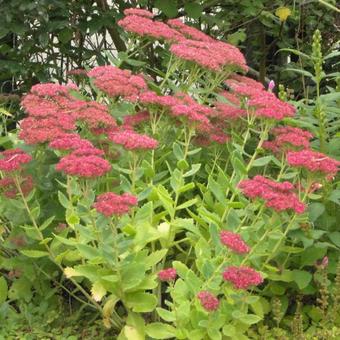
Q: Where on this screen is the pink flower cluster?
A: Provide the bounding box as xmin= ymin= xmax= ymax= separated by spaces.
xmin=238 ymin=175 xmax=306 ymax=214
xmin=124 ymin=8 xmax=154 ymax=18
xmin=213 ymin=102 xmax=246 ymax=120
xmin=119 ymin=9 xmax=247 ymax=73
xmin=108 ymin=129 xmax=159 ymax=150
xmin=0 ymin=175 xmax=33 ymax=198
xmin=220 ymin=230 xmax=250 ymax=254
xmin=19 ymin=83 xmax=117 ymax=178
xmin=67 ymin=68 xmax=87 ymax=76
xmin=263 ymin=126 xmax=313 ymax=153
xmin=88 ymin=66 xmax=147 ymax=101
xmin=139 ymin=91 xmax=212 ymax=128
xmin=20 ymin=83 xmax=116 ymax=144
xmin=226 ymin=75 xmax=296 ymax=120
xmin=49 ymin=133 xmax=94 ymax=151
xmin=93 ymin=192 xmax=138 ymax=217
xmin=170 ymin=39 xmax=248 ymax=72
xmin=197 ymin=291 xmax=220 ymax=312
xmin=122 ymin=111 xmax=150 ymax=129
xmin=158 ymin=268 xmax=177 ymax=282
xmin=56 ymin=147 xmax=111 ymax=178
xmin=0 ymin=149 xmax=32 ymax=172
xmin=118 ymin=9 xmax=182 ymax=41
xmin=167 ymin=19 xmax=214 ymax=43
xmin=287 ymin=149 xmax=340 ymax=177
xmin=223 ymin=266 xmax=263 ymax=290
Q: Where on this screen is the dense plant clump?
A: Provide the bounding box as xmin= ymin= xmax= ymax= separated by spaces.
xmin=0 ymin=6 xmax=340 ymax=339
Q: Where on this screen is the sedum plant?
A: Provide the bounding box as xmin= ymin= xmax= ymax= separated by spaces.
xmin=0 ymin=7 xmax=339 ymax=339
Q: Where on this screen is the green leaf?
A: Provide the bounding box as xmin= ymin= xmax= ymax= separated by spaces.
xmin=58 ymin=191 xmax=70 ymax=208
xmin=125 ymin=58 xmax=146 ymax=67
xmin=252 ymin=156 xmax=272 ymax=167
xmin=144 ymin=249 xmax=168 ymax=269
xmin=145 ymin=322 xmax=176 ymax=339
xmin=329 ymin=231 xmax=340 ymax=247
xmin=177 ymin=182 xmax=195 ymax=194
xmin=183 ymin=164 xmax=201 ymax=177
xmin=176 ymin=198 xmax=197 ymax=210
xmin=73 ymin=265 xmax=100 ymax=281
xmin=184 ymin=3 xmax=203 ymax=19
xmin=40 ymin=216 xmax=55 ymax=231
xmin=125 ymin=292 xmax=157 ymax=312
xmin=0 ymin=276 xmax=8 ymax=304
xmin=173 ymin=143 xmax=184 ymax=160
xmin=232 ymin=311 xmax=262 ymax=325
xmin=328 ymin=190 xmax=340 ymax=205
xmin=177 ymin=159 xmax=189 ymax=170
xmin=172 ymin=218 xmax=200 ymax=236
xmin=53 ymin=234 xmax=78 ymax=246
xmin=20 ymin=250 xmax=49 ymax=258
xmin=278 ymin=48 xmax=311 ymax=60
xmin=208 ymin=176 xmax=225 ymax=204
xmin=121 ymin=263 xmax=146 ymax=291
xmin=157 ymin=185 xmax=174 ymax=216
xmin=154 ymin=0 xmax=178 ymax=18
xmin=207 ymin=328 xmax=221 ymax=340
xmin=58 ymin=28 xmax=73 ymax=43
xmin=156 ymin=308 xmax=176 ymax=322
xmin=170 ymin=169 xmax=184 ymax=193
xmin=292 ymin=270 xmax=313 ymax=289
xmin=76 ymin=244 xmax=101 ymax=260
xmin=232 ymin=156 xmax=247 ymax=175
xmin=309 ymin=203 xmax=325 ymax=222
xmin=134 ymin=202 xmax=153 ymax=223
xmin=301 ymin=246 xmax=326 ymax=266
xmin=284 ymin=68 xmax=314 ymax=79
xmin=21 ymin=226 xmax=41 ymax=241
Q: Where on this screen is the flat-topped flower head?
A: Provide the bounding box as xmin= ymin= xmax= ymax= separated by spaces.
xmin=139 ymin=91 xmax=213 ymax=128
xmin=109 ymin=130 xmax=158 ymax=150
xmin=93 ymin=192 xmax=138 ymax=216
xmin=0 ymin=149 xmax=32 ymax=172
xmin=158 ymin=268 xmax=177 ymax=282
xmin=223 ymin=266 xmax=263 ymax=290
xmin=170 ymin=39 xmax=247 ymax=72
xmin=118 ymin=14 xmax=182 ymax=42
xmin=220 ymin=231 xmax=250 ymax=254
xmin=167 ymin=19 xmax=214 ymax=43
xmin=238 ymin=175 xmax=305 ymax=214
xmin=88 ymin=66 xmax=147 ymax=101
xmin=123 ymin=111 xmax=150 ymax=128
xmin=225 ymin=76 xmax=295 ymax=120
xmin=20 ymin=83 xmax=115 ymax=146
xmin=197 ymin=291 xmax=219 ymax=312
xmin=49 ymin=134 xmax=94 ymax=151
xmin=19 ymin=114 xmax=77 ymax=145
xmin=287 ymin=149 xmax=340 ymax=178
xmin=56 ymin=148 xmax=111 ymax=178
xmin=263 ymin=126 xmax=313 ymax=154
xmin=124 ymin=8 xmax=154 ymax=18
xmin=70 ymin=101 xmax=117 ymax=129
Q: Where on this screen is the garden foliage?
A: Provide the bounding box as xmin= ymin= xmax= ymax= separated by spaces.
xmin=0 ymin=6 xmax=340 ymax=339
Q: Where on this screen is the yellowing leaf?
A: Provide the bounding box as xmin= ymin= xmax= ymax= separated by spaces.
xmin=91 ymin=281 xmax=106 ymax=302
xmin=103 ymin=295 xmax=119 ymax=318
xmin=275 ymin=7 xmax=291 ymax=22
xmin=64 ymin=267 xmax=78 ymax=278
xmin=124 ymin=325 xmax=144 ymax=340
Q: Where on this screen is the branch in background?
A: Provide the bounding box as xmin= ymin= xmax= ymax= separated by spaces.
xmin=95 ymin=0 xmax=127 ymax=52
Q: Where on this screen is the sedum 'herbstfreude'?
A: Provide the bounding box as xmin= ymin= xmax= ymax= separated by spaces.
xmin=1 ymin=7 xmax=339 ymax=337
